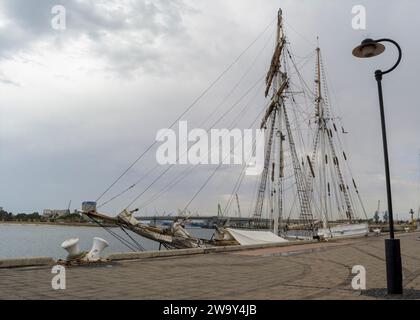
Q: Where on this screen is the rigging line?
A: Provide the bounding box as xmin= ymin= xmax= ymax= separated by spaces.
xmin=183 ymin=165 xmax=221 ymax=213
xmin=182 ymin=105 xmax=266 ymax=212
xmin=248 ymin=171 xmax=261 ymax=217
xmin=125 ymin=165 xmax=173 ymax=210
xmin=98 ymin=160 xmax=159 ymax=208
xmin=330 ymin=128 xmax=367 ymax=219
xmin=287 ymin=53 xmax=316 ymax=76
xmin=327 ymin=148 xmax=345 ymax=219
xmin=322 ymin=54 xmax=347 ymax=129
xmin=168 ymin=125 xmax=258 ymax=216
xmin=119 ymin=226 xmax=146 ymax=251
xmin=99 ymin=23 xmax=274 ymax=208
xmin=286 ymin=100 xmax=315 ymax=122
xmin=101 ymin=72 xmax=266 ymax=209
xmin=224 ymin=168 xmax=247 ymax=217
xmin=288 ymin=81 xmax=315 ymax=102
xmin=286 ymin=187 xmax=298 ymax=222
xmin=287 ymin=50 xmax=316 ymax=62
xmin=198 ymin=24 xmax=276 ymax=129
xmin=223 ymin=140 xmax=257 ymax=217
xmin=226 ymin=168 xmax=298 ymax=217
xmin=324 ymin=135 xmax=358 ymax=219
xmin=141 ymin=123 xmax=251 ymax=210
xmin=97 ymin=35 xmax=272 ymax=209
xmin=207 ymin=73 xmax=265 ymax=130
xmin=102 ymin=225 xmax=140 ymax=251
xmin=138 ymin=81 xmax=265 ymax=210
xmin=283 ymin=20 xmax=317 ymax=48
xmin=125 ymin=75 xmax=265 ymax=210
xmin=95 ymin=17 xmax=276 ymax=204
xmin=319 ymin=54 xmax=367 ymax=219
xmin=288 ymin=65 xmax=317 ymax=145
xmin=98 ymin=184 xmax=135 ymax=209
xmin=87 ymin=216 xmax=139 ymax=252
xmin=289 ymin=94 xmax=309 ymax=159
xmin=286 ymin=44 xmax=316 ymax=98
xmin=138 ymin=167 xmax=191 ymax=210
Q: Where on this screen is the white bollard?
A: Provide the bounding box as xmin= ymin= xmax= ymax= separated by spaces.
xmin=86 ymin=237 xmax=109 ymax=261
xmin=61 ymin=238 xmax=80 ymax=256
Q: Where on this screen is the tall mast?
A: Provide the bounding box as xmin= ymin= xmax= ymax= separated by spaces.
xmin=254 ymin=8 xmax=285 ymax=220
xmin=316 ymin=46 xmax=322 ymax=119
xmin=276 ymin=107 xmax=284 ymax=234
xmin=312 ymin=46 xmax=355 ymax=223
xmin=274 ymin=15 xmax=284 ymax=234
xmin=254 ymin=9 xmax=314 ymax=234
xmin=315 ymin=46 xmax=328 ymax=228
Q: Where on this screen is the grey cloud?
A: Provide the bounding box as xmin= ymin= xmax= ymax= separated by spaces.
xmin=0 ymin=78 xmax=20 ymax=87
xmin=0 ymin=0 xmax=191 ymax=76
xmin=0 ymin=0 xmax=419 ymax=219
xmin=0 ymin=72 xmax=20 ymax=86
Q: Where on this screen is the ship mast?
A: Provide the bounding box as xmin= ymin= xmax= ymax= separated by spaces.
xmin=310 ymin=45 xmax=355 ymax=224
xmin=316 ymin=46 xmax=329 ymax=228
xmin=253 ymin=9 xmax=314 ymax=234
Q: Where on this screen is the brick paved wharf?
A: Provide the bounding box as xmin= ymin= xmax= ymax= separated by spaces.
xmin=1 ymin=232 xmax=420 ymax=300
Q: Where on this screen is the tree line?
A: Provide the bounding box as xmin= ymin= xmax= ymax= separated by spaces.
xmin=0 ymin=209 xmax=88 ymax=223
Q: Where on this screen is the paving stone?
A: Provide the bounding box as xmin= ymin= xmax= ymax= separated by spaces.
xmin=0 ymin=232 xmax=419 ymax=299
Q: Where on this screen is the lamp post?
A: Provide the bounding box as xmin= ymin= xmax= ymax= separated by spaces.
xmin=352 ymin=38 xmax=403 ymax=295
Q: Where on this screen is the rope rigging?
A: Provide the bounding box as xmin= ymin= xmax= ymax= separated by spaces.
xmin=137 ymin=80 xmax=266 ymax=211
xmin=92 ymin=9 xmax=369 ymax=239
xmin=95 ymin=16 xmax=278 ymax=204
xmin=182 ymin=103 xmax=267 ymax=213
xmin=97 ymin=31 xmax=276 ymax=210
xmin=87 ymin=215 xmax=145 ymax=252
xmin=124 ymin=73 xmax=266 ymax=210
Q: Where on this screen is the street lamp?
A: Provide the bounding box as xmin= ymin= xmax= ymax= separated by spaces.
xmin=352 ymin=38 xmax=403 ymax=295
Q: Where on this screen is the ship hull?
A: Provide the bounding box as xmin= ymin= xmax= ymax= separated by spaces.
xmin=318 ymin=223 xmax=369 ymax=239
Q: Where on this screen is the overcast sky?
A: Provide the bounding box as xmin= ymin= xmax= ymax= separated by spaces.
xmin=0 ymin=0 xmax=419 ymax=219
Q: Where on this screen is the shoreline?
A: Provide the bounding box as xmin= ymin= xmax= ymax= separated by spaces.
xmin=0 ymin=221 xmax=105 ymax=228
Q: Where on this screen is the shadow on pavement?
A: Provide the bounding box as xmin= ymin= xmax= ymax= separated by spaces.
xmin=361 ymin=288 xmax=420 ymax=300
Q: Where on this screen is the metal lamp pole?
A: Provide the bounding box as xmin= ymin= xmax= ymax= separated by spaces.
xmin=353 ymin=38 xmax=403 ymax=295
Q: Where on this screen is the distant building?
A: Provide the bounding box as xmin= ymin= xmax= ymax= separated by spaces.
xmin=43 ymin=209 xmax=70 ymax=219
xmin=82 ymin=201 xmax=97 ymax=213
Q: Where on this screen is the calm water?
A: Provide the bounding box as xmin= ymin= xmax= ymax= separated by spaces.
xmin=0 ymin=224 xmax=215 ymax=259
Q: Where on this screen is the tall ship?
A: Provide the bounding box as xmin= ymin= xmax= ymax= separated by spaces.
xmin=83 ymin=8 xmax=369 ymax=250
xmin=216 ymin=8 xmax=368 ymax=241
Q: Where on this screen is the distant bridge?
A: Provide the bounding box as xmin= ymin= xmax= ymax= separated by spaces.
xmin=133 ymin=215 xmax=363 ymax=229
xmin=134 ymin=215 xmax=300 ymax=228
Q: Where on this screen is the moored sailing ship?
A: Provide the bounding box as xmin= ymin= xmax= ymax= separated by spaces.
xmin=83 ymin=8 xmax=369 ymax=250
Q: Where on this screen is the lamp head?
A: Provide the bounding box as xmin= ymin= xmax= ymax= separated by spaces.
xmin=352 ymin=38 xmax=385 ymax=58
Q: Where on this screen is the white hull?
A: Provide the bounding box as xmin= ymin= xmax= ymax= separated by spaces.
xmin=318 ymin=223 xmax=369 ymax=239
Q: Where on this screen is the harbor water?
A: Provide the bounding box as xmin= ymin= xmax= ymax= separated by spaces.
xmin=0 ymin=224 xmax=215 ymax=259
